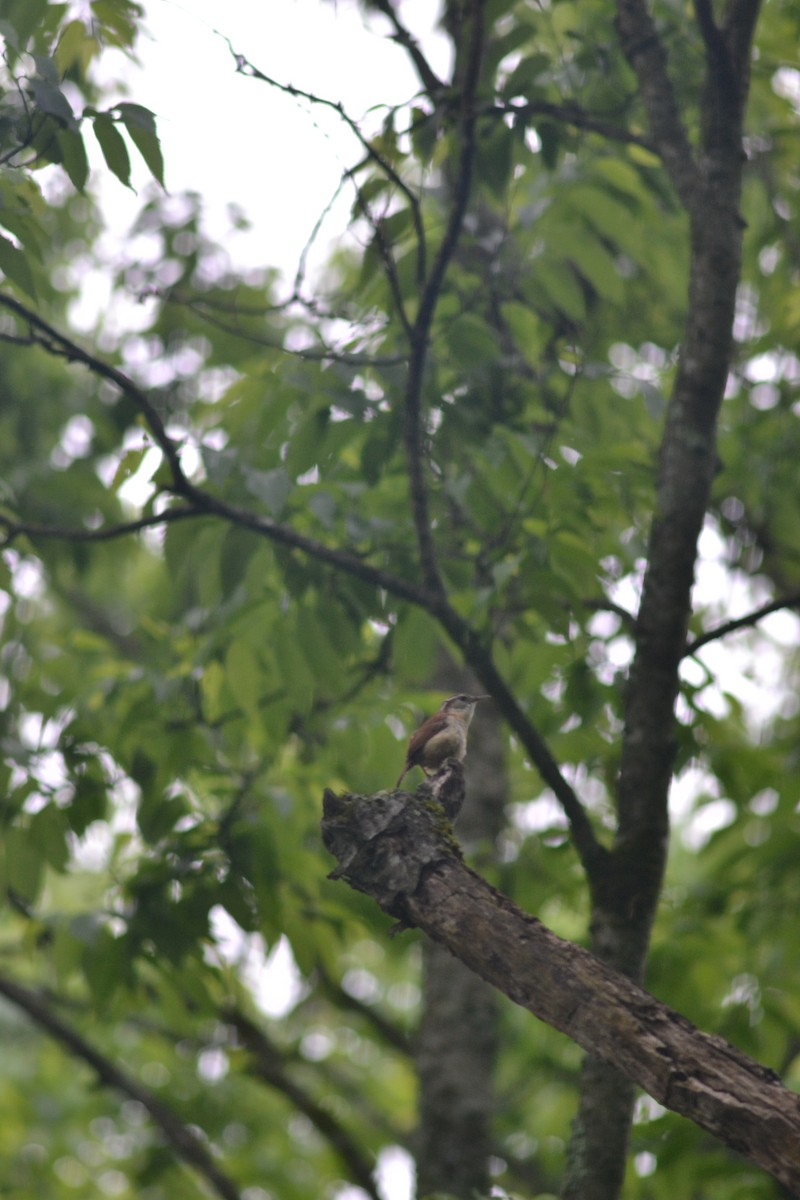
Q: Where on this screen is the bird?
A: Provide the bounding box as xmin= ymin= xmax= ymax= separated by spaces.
xmin=395 ymin=694 xmax=489 ymax=789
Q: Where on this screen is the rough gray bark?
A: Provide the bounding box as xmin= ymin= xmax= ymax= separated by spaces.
xmin=414 ymin=949 xmax=499 ymax=1198
xmin=321 ymin=777 xmax=800 ymax=1196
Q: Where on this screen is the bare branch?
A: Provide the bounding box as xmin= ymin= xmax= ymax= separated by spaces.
xmin=583 ymin=597 xmax=638 ymax=631
xmin=693 ymin=0 xmax=730 ymax=70
xmin=0 ymin=292 xmax=188 ymax=489
xmin=685 ymin=591 xmax=800 ymax=656
xmin=404 ymin=0 xmax=486 ymax=598
xmin=0 ymin=973 xmax=242 ymax=1200
xmin=0 ymin=507 xmax=198 ymax=546
xmin=367 ymin=0 xmax=446 ymax=97
xmin=228 ymin=44 xmax=427 ymax=290
xmin=614 ymin=0 xmax=699 ymax=209
xmin=488 ymin=99 xmax=658 ymax=152
xmin=722 ymin=0 xmax=763 ymax=80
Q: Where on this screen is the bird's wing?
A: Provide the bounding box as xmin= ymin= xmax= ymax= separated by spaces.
xmin=405 ymin=712 xmax=449 ymax=766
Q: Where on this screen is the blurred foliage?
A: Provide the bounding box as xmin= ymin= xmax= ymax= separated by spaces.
xmin=0 ymin=0 xmax=798 ymax=1197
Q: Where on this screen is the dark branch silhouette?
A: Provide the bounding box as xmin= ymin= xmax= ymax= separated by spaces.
xmin=685 ymin=591 xmax=800 ymax=655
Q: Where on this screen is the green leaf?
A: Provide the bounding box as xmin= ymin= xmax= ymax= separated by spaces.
xmin=55 ymin=18 xmax=89 ymax=71
xmin=502 ymin=53 xmax=550 ymax=98
xmin=92 ymin=113 xmax=132 ymax=187
xmin=534 ymin=259 xmax=586 ymax=320
xmin=82 ymin=926 xmax=128 ymax=1009
xmin=56 ymin=128 xmax=90 ymax=192
xmin=0 ymin=232 xmax=36 ymax=297
xmin=3 ymin=827 xmax=44 ymax=904
xmin=501 ymin=301 xmax=545 ymax=366
xmin=569 ymin=235 xmax=624 ymax=304
xmin=116 ymin=102 xmax=165 ymax=185
xmin=30 ymin=805 xmax=70 ymax=873
xmin=475 ymin=123 xmax=515 ymax=198
xmin=444 ymin=312 xmax=503 ymax=368
xmin=244 ymin=466 xmax=292 ymax=515
xmin=225 ymin=638 xmax=263 ymax=725
xmin=137 ymin=788 xmax=187 ymax=844
xmin=30 ymin=75 xmax=77 ymax=127
xmin=273 ymin=631 xmax=315 ymax=713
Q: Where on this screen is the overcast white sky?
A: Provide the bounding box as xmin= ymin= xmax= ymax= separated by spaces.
xmin=102 ymin=0 xmax=444 ymax=282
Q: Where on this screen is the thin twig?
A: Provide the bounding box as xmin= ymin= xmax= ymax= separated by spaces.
xmin=0 ymin=507 xmax=197 ymax=545
xmin=229 ymin=43 xmax=426 ymax=289
xmin=156 ymin=292 xmax=407 ymax=367
xmin=685 ymin=591 xmax=800 ymax=655
xmin=368 ymin=0 xmax=445 ymax=97
xmin=487 ymin=99 xmax=657 ymax=152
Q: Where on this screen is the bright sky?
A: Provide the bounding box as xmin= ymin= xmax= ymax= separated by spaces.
xmin=103 ymin=0 xmax=444 ymax=282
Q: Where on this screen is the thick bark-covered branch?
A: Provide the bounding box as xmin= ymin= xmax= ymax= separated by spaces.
xmin=321 ymin=782 xmax=800 ymax=1194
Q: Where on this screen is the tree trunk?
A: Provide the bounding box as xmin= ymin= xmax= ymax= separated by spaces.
xmin=413 ymin=665 xmax=506 ymax=1198
xmin=561 ymin=3 xmax=764 ymax=1192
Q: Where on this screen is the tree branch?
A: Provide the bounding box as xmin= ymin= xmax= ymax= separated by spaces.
xmin=403 ymin=0 xmax=486 ymax=597
xmin=722 ymin=0 xmax=763 ymax=81
xmin=226 ymin=1007 xmax=381 ymax=1200
xmin=321 ymin=786 xmax=800 ymax=1194
xmin=368 ymin=0 xmax=446 ymax=98
xmin=0 ymin=290 xmax=600 ymax=873
xmin=0 ymin=972 xmax=242 ymax=1200
xmin=0 ymin=293 xmax=188 ymax=488
xmin=614 ymin=0 xmax=699 ymax=209
xmin=685 ymin=591 xmax=800 ymax=656
xmin=0 ymin=507 xmax=199 ymax=545
xmin=229 ymin=45 xmax=426 ymax=293
xmin=487 ymin=99 xmax=657 ymax=152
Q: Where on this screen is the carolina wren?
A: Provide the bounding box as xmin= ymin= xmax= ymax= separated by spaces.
xmin=395 ymin=694 xmax=489 ymax=789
